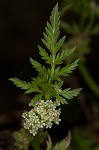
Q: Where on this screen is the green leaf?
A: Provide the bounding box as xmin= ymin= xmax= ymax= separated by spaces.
xmin=25 ymin=87 xmax=39 ymax=94
xmin=10 ymin=78 xmax=29 ymax=90
xmin=60 ymin=88 xmax=82 ymax=99
xmin=50 ymin=3 xmax=60 ymax=42
xmin=57 ymin=95 xmax=68 ymax=104
xmin=30 ymin=57 xmax=42 ymax=73
xmin=45 ymin=22 xmax=53 ymax=37
xmin=46 ymin=135 xmax=53 ymax=150
xmin=38 ymin=45 xmax=52 ymax=64
xmin=53 ymin=132 xmax=71 ymax=150
xmin=30 ymin=57 xmax=48 ymax=78
xmin=46 ymin=132 xmax=71 ymax=150
xmin=54 ymin=36 xmax=66 ymax=53
xmin=30 ymin=94 xmax=43 ymax=106
xmin=31 ymin=75 xmax=48 ymax=86
xmin=54 ymin=58 xmax=78 ymax=80
xmin=13 ymin=128 xmax=32 ymax=150
xmin=54 ymin=66 xmax=61 ymax=80
xmin=10 ymin=3 xmax=82 ymax=117
xmin=59 ymin=59 xmax=79 ymax=76
xmin=55 ymin=47 xmax=76 ymax=65
xmin=42 ymin=3 xmax=60 ymax=54
xmin=10 ymin=78 xmax=41 ymax=94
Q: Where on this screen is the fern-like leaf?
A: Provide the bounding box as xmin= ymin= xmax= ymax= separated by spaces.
xmin=55 ymin=47 xmax=76 ymax=65
xmin=41 ymin=3 xmax=63 ymax=54
xmin=59 ymin=59 xmax=79 ymax=76
xmin=10 ymin=78 xmax=29 ymax=90
xmin=10 ymin=3 xmax=81 ymax=109
xmin=38 ymin=45 xmax=52 ymax=64
xmin=13 ymin=128 xmax=32 ymax=150
xmin=10 ymin=78 xmax=41 ymax=94
xmin=56 ymin=95 xmax=68 ymax=104
xmin=54 ymin=36 xmax=66 ymax=53
xmin=30 ymin=57 xmax=42 ymax=73
xmin=46 ymin=132 xmax=71 ymax=150
xmin=30 ymin=57 xmax=48 ymax=78
xmin=53 ymin=132 xmax=71 ymax=150
xmin=60 ymin=88 xmax=82 ymax=99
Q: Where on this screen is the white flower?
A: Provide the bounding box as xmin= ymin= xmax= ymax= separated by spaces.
xmin=22 ymin=99 xmax=61 ymax=136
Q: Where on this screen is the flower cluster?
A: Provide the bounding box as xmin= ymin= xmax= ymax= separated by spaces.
xmin=22 ymin=100 xmax=61 ymax=136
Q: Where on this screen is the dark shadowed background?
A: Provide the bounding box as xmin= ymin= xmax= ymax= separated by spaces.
xmin=0 ymin=0 xmax=99 ymax=148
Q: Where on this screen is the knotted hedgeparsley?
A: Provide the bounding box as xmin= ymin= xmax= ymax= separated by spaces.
xmin=22 ymin=100 xmax=61 ymax=136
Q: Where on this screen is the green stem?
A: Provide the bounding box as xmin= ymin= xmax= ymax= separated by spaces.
xmin=49 ymin=55 xmax=55 ymax=83
xmin=79 ymin=62 xmax=99 ymax=98
xmin=51 ymin=55 xmax=55 ymax=79
xmin=32 ymin=131 xmax=40 ymax=150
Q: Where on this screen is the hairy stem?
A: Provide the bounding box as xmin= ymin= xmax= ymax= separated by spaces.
xmin=79 ymin=62 xmax=99 ymax=98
